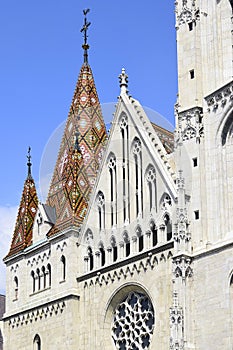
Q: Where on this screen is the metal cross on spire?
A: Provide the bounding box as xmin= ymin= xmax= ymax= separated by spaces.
xmin=80 ymin=8 xmax=91 ymax=64
xmin=27 ymin=146 xmax=32 ymax=179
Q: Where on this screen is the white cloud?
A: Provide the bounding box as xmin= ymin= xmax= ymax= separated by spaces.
xmin=0 ymin=206 xmax=17 ymax=294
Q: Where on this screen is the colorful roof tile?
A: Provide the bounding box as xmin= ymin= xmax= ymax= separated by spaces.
xmin=46 ymin=62 xmax=107 ymax=230
xmin=6 ymin=149 xmax=38 ymax=257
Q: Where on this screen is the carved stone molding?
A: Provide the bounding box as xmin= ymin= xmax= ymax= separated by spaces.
xmin=175 ymin=0 xmax=200 ymax=28
xmin=205 ymin=81 xmax=233 ymax=112
xmin=177 ymin=107 xmax=204 ymax=142
xmin=170 ymin=291 xmax=184 ymax=350
xmin=173 ymin=255 xmax=193 ymax=281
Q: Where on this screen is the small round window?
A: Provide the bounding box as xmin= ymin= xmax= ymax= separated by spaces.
xmin=112 ymin=292 xmax=155 ymax=349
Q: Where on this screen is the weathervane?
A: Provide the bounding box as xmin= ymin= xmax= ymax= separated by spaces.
xmin=80 ymin=9 xmax=91 ymax=63
xmin=27 ymin=146 xmax=32 ymax=179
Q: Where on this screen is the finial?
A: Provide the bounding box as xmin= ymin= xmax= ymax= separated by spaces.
xmin=27 ymin=146 xmax=32 ymax=179
xmin=80 ymin=9 xmax=91 ymax=64
xmin=119 ymin=68 xmax=128 ymax=94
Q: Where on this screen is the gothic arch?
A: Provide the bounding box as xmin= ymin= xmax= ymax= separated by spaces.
xmin=33 ymin=334 xmax=41 ymax=350
xmin=103 ymin=283 xmax=155 ymax=350
xmin=221 ymin=112 xmax=233 ymax=146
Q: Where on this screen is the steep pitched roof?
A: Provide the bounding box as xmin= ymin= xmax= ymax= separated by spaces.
xmin=6 ymin=156 xmax=38 ymax=258
xmin=46 ymin=62 xmax=107 ymax=232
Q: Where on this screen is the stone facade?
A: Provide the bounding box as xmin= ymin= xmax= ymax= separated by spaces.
xmin=3 ymin=1 xmax=233 ymax=349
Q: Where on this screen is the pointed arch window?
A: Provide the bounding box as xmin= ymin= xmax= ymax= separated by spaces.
xmin=96 ymin=191 xmax=105 ymax=231
xmin=33 ymin=334 xmax=41 ymax=350
xmin=111 ymin=236 xmax=118 ymax=262
xmin=108 ymin=153 xmax=117 ymax=228
xmin=36 ymin=268 xmax=41 ymax=291
xmin=31 ymin=271 xmax=35 ymax=293
xmin=99 ymin=243 xmax=106 ymax=267
xmin=150 ymin=221 xmax=158 ymax=247
xmin=47 ymin=264 xmax=51 ymax=287
xmin=61 ymin=255 xmax=66 ymax=281
xmin=132 ymin=137 xmax=143 ymax=218
xmin=164 ymin=214 xmax=172 ymax=241
xmin=136 ymin=226 xmax=143 ymax=252
xmin=41 ymin=266 xmax=46 ymax=289
xmin=146 ymin=165 xmax=157 ymax=212
xmin=14 ymin=276 xmax=18 ymax=300
xmin=123 ymin=231 xmax=130 ymax=257
xmin=87 ymin=247 xmax=94 ymax=271
xmin=119 ymin=113 xmax=130 ymax=223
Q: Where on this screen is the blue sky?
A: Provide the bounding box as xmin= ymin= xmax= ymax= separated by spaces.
xmin=0 ymin=1 xmax=177 ymax=293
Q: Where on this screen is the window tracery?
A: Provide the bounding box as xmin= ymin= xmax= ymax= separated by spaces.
xmin=96 ymin=191 xmax=105 ymax=231
xmin=133 ymin=137 xmax=143 ymax=218
xmin=112 ymin=292 xmax=155 ymax=350
xmin=146 ymin=165 xmax=157 ymax=212
xmin=108 ymin=153 xmax=117 ymax=227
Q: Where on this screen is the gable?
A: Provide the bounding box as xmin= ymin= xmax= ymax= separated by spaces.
xmin=79 ymin=90 xmax=177 ymax=269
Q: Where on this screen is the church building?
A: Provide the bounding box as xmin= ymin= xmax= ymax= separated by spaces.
xmin=2 ymin=1 xmax=233 ymax=349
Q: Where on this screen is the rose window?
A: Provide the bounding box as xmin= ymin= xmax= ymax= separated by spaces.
xmin=112 ymin=292 xmax=155 ymax=350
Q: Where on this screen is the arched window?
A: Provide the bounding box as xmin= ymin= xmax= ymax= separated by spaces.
xmin=150 ymin=221 xmax=158 ymax=246
xmin=99 ymin=244 xmax=106 ymax=267
xmin=108 ymin=153 xmax=117 ymax=228
xmin=160 ymin=193 xmax=172 ymax=211
xmin=87 ymin=247 xmax=94 ymax=271
xmin=111 ymin=236 xmax=118 ymax=262
xmin=47 ymin=264 xmax=51 ymax=287
xmin=136 ymin=226 xmax=143 ymax=252
xmin=164 ymin=214 xmax=172 ymax=241
xmin=14 ymin=276 xmax=18 ymax=300
xmin=33 ymin=334 xmax=41 ymax=350
xmin=41 ymin=266 xmax=46 ymax=289
xmin=119 ymin=113 xmax=130 ymax=223
xmin=61 ymin=255 xmax=66 ymax=281
xmin=146 ymin=165 xmax=157 ymax=212
xmin=96 ymin=191 xmax=105 ymax=231
xmin=31 ymin=271 xmax=35 ymax=293
xmin=36 ymin=268 xmax=41 ymax=291
xmin=132 ymin=137 xmax=143 ymax=218
xmin=123 ymin=231 xmax=130 ymax=257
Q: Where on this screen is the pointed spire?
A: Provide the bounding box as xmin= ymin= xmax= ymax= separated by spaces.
xmin=119 ymin=68 xmax=128 ymax=94
xmin=27 ymin=146 xmax=32 ymax=179
xmin=80 ymin=9 xmax=91 ymax=64
xmin=6 ymin=149 xmax=38 ymax=258
xmin=46 ymin=13 xmax=107 ymax=233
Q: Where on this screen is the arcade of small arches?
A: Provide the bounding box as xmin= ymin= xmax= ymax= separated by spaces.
xmin=84 ymin=214 xmax=172 ymax=273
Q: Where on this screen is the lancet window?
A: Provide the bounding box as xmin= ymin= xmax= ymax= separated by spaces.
xmin=87 ymin=247 xmax=94 ymax=271
xmin=123 ymin=231 xmax=130 ymax=257
xmin=14 ymin=276 xmax=18 ymax=300
xmin=33 ymin=334 xmax=41 ymax=350
xmin=31 ymin=264 xmax=51 ymax=294
xmin=61 ymin=255 xmax=66 ymax=281
xmin=164 ymin=214 xmax=172 ymax=241
xmin=96 ymin=191 xmax=105 ymax=231
xmin=108 ymin=153 xmax=117 ymax=228
xmin=99 ymin=243 xmax=106 ymax=267
xmin=119 ymin=113 xmax=130 ymax=223
xmin=146 ymin=165 xmax=157 ymax=212
xmin=111 ymin=236 xmax=118 ymax=262
xmin=132 ymin=137 xmax=143 ymax=218
xmin=150 ymin=220 xmax=158 ymax=246
xmin=136 ymin=226 xmax=143 ymax=252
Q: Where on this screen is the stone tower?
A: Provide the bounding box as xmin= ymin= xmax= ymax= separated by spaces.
xmin=2 ymin=3 xmax=233 ymax=350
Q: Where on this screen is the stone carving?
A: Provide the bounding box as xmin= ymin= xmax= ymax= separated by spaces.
xmin=205 ymin=81 xmax=233 ymax=112
xmin=8 ymin=300 xmax=66 ymax=328
xmin=176 ymin=0 xmax=200 ymax=28
xmin=170 ymin=291 xmax=184 ymax=350
xmin=177 ymin=107 xmax=204 ymax=142
xmin=112 ymin=292 xmax=154 ymax=350
xmin=173 ymin=256 xmax=193 ymax=281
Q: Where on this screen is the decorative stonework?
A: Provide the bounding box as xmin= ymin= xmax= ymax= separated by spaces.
xmin=175 ymin=0 xmax=200 ymax=28
xmin=205 ymin=81 xmax=233 ymax=112
xmin=112 ymin=292 xmax=154 ymax=350
xmin=177 ymin=107 xmax=204 ymax=142
xmin=173 ymin=255 xmax=193 ymax=281
xmin=27 ymin=251 xmax=51 ymax=267
xmin=8 ymin=300 xmax=66 ymax=328
xmin=82 ymin=250 xmax=173 ymax=288
xmin=170 ymin=292 xmax=184 ymax=350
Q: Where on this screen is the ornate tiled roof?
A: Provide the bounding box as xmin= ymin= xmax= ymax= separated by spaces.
xmin=6 ymin=152 xmax=38 ymax=257
xmin=46 ymin=62 xmax=107 ymax=232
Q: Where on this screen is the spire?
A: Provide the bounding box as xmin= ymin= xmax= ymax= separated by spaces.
xmin=80 ymin=9 xmax=91 ymax=64
xmin=46 ymin=13 xmax=107 ymax=233
xmin=6 ymin=149 xmax=38 ymax=258
xmin=27 ymin=146 xmax=32 ymax=179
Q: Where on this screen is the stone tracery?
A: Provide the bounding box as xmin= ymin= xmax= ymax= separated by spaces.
xmin=112 ymin=292 xmax=154 ymax=350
